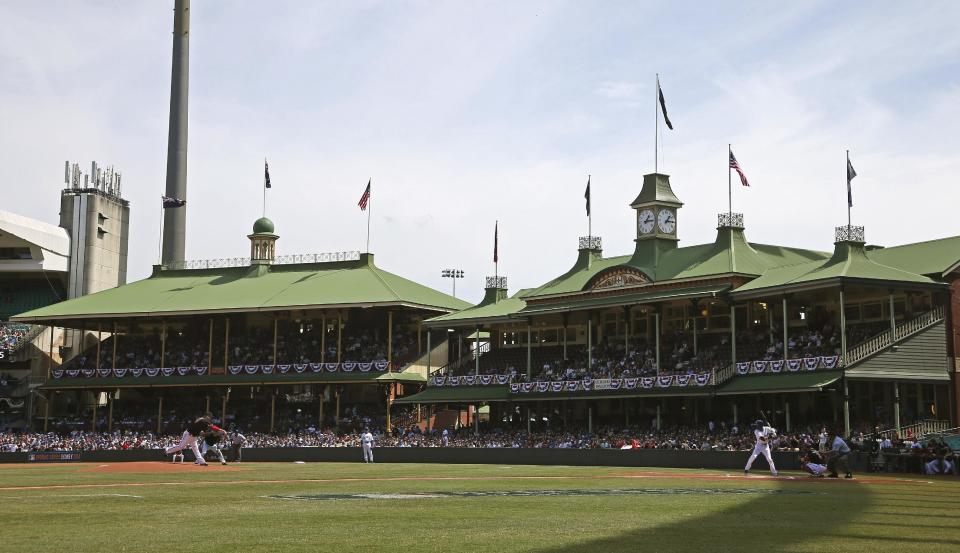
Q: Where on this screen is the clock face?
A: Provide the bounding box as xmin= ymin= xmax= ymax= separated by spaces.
xmin=637 ymin=209 xmax=655 ymax=235
xmin=657 ymin=209 xmax=676 ymax=234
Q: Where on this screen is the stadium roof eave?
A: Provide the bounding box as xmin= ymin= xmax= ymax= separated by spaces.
xmin=422 ymin=314 xmax=517 ymax=329
xmin=730 ymin=276 xmax=947 ymax=301
xmin=12 ymin=300 xmax=461 ymax=326
xmin=40 ymin=371 xmax=425 ymax=390
xmin=517 ymin=284 xmax=730 ymax=317
xmin=714 ymin=372 xmax=842 ymax=395
xmin=522 ymin=273 xmax=742 ymax=304
xmin=392 ymin=385 xmax=714 ymax=404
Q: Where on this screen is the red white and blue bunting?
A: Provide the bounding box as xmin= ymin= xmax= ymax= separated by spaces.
xmin=52 ymin=361 xmax=387 ymax=379
xmin=507 ymin=373 xmax=713 ymax=394
xmin=736 ymin=356 xmax=841 ymax=375
xmin=52 ymin=366 xmax=209 ymax=379
xmin=429 ymin=375 xmax=512 ymax=387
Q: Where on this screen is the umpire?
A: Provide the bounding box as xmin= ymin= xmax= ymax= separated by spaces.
xmin=826 ymin=429 xmax=853 ymax=479
xmin=230 ymin=431 xmax=246 ymax=463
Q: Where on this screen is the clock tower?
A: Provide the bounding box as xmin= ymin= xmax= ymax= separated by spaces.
xmin=629 ymin=173 xmax=683 ymax=269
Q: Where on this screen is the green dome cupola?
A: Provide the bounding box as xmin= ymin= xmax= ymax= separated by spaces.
xmin=248 ymin=217 xmax=278 ymax=265
xmin=252 ymin=216 xmax=275 ymax=235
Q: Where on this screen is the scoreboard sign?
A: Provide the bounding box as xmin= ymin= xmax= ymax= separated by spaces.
xmin=27 ymin=451 xmax=82 ymax=463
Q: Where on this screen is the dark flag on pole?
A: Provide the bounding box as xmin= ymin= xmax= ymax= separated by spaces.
xmin=846 ymin=157 xmax=857 ymax=208
xmin=161 ymin=196 xmax=186 ymax=208
xmin=729 ymin=150 xmax=750 ymax=187
xmin=264 ymin=159 xmax=271 ymax=189
xmin=658 ymin=80 xmax=674 ymax=130
xmin=358 ymin=179 xmax=371 ymax=211
xmin=584 ymin=175 xmax=591 ymax=216
xmin=494 ymin=221 xmax=499 ymax=263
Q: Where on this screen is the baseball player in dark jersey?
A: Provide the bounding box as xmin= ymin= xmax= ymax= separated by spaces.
xmin=164 ymin=412 xmax=220 ymax=466
xmin=201 ymin=427 xmax=228 ymax=465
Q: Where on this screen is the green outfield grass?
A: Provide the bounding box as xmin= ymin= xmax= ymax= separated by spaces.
xmin=1 ymin=462 xmax=957 ymax=552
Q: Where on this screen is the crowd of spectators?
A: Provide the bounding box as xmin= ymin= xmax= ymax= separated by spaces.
xmin=6 ymin=419 xmax=950 ymax=458
xmin=448 ymin=320 xmax=894 ymax=383
xmin=0 ymin=323 xmax=31 ymax=351
xmin=57 ymin=322 xmax=421 ymax=372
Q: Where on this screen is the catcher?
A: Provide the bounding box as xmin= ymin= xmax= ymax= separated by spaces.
xmin=800 ymin=449 xmax=827 ymax=477
xmin=200 ymin=426 xmax=229 ymax=465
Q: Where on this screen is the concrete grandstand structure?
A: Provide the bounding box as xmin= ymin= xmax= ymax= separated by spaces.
xmin=0 ymin=165 xmax=129 ymax=429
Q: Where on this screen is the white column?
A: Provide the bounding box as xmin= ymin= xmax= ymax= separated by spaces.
xmin=654 ymin=312 xmax=660 ymax=375
xmin=894 ymin=382 xmax=901 ymax=436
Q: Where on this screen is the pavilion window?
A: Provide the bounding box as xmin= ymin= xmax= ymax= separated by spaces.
xmin=844 ymin=303 xmax=861 ymax=322
xmin=632 ymin=315 xmax=648 ymax=335
xmin=564 ymin=327 xmax=577 ymax=343
xmin=861 ymin=302 xmax=882 ymax=320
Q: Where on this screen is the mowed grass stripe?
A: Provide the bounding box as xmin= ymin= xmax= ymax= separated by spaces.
xmin=1 ymin=463 xmax=956 ymax=553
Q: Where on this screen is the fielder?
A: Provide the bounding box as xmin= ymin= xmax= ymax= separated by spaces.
xmin=361 ymin=427 xmax=375 ymax=463
xmin=744 ymin=420 xmax=779 ymax=476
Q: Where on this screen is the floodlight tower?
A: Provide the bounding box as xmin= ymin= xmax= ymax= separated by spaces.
xmin=161 ymin=0 xmax=190 ymax=265
xmin=441 ymin=268 xmax=465 ymax=298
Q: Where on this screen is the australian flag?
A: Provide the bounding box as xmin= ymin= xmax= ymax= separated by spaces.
xmin=846 ymin=157 xmax=857 ymax=207
xmin=161 ymin=196 xmax=186 ymax=208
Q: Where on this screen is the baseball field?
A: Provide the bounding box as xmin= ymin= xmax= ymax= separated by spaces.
xmin=2 ymin=461 xmax=957 ymax=552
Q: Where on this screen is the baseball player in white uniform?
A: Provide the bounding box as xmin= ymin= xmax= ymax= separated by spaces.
xmin=361 ymin=428 xmax=375 ymax=463
xmin=744 ymin=420 xmax=779 ymax=476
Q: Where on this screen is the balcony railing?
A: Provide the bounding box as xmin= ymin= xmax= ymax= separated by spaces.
xmin=162 ymin=251 xmax=361 ymax=271
xmin=844 ymin=306 xmax=944 ymax=367
xmin=485 ymin=276 xmax=508 ymax=289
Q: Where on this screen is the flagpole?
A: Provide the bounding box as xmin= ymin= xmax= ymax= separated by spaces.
xmin=263 ymin=157 xmax=267 ymax=218
xmin=846 ymin=150 xmax=851 ymax=229
xmin=728 ymin=144 xmax=732 ymax=216
xmin=495 ymin=220 xmax=498 ymax=285
xmin=654 ymin=74 xmax=659 ymax=174
xmin=366 ymin=179 xmax=372 ymax=254
xmin=588 ymin=175 xmax=592 ymax=240
xmin=157 ymin=201 xmax=164 ymax=266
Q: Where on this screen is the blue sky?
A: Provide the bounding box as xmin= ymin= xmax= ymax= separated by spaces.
xmin=2 ymin=1 xmax=958 ymax=303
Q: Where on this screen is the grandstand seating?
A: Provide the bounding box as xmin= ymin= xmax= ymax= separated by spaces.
xmin=56 ymin=323 xmax=420 ymax=373
xmin=0 ymin=322 xmax=36 ymax=353
xmin=441 ymin=320 xmax=891 ymax=382
xmin=0 ymin=279 xmax=64 ymax=320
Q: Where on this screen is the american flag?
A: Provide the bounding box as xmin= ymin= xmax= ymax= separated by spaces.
xmin=729 ymin=150 xmax=750 ymax=187
xmin=358 ymin=179 xmax=371 ymax=211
